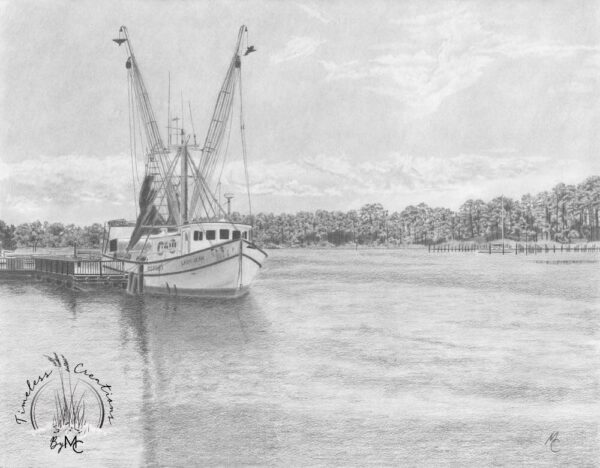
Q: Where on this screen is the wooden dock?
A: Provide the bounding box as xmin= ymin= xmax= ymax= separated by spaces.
xmin=429 ymin=243 xmax=600 ymax=254
xmin=0 ymin=255 xmax=128 ymax=290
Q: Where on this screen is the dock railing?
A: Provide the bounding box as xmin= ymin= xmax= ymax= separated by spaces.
xmin=33 ymin=257 xmax=126 ymax=276
xmin=0 ymin=257 xmax=36 ymax=271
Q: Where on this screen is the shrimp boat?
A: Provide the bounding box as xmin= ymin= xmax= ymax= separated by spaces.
xmin=103 ymin=26 xmax=267 ymax=297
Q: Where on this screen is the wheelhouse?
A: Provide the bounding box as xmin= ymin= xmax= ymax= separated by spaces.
xmin=180 ymin=222 xmax=252 ymax=255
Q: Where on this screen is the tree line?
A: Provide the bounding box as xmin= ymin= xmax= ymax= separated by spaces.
xmin=235 ymin=176 xmax=600 ymax=246
xmin=1 ymin=176 xmax=598 ymax=250
xmin=0 ymin=221 xmax=104 ymax=251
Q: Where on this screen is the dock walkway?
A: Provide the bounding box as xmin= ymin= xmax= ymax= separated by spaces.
xmin=0 ymin=255 xmax=128 ymax=290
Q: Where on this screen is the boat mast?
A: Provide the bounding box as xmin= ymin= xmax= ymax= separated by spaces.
xmin=181 ymin=144 xmax=189 ymax=224
xmin=167 ymin=72 xmax=171 ymax=147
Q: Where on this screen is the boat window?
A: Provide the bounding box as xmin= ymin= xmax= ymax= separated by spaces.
xmin=193 ymin=231 xmax=203 ymax=241
xmin=242 ymin=231 xmax=247 ymax=239
xmin=220 ymin=229 xmax=229 ymax=240
xmin=232 ymin=230 xmax=241 ymax=240
xmin=109 ymin=239 xmax=117 ymax=252
xmin=206 ymin=230 xmax=216 ymax=240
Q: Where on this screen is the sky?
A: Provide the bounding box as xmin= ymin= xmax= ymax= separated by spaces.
xmin=0 ymin=0 xmax=599 ymax=225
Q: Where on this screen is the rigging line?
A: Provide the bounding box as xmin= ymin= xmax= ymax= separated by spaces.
xmin=205 ymin=87 xmax=235 ymax=180
xmin=191 ymin=158 xmax=244 ymax=231
xmin=216 ymin=96 xmax=236 ymax=191
xmin=199 ymin=61 xmax=237 ymax=174
xmin=133 ymin=95 xmax=142 ymax=185
xmin=199 ymin=186 xmax=216 ymax=221
xmin=195 ymin=183 xmax=213 ymax=221
xmin=190 ymin=160 xmax=230 ymax=223
xmin=238 ymin=67 xmax=253 ymax=219
xmin=207 ymin=76 xmax=236 ymax=168
xmin=192 ymin=74 xmax=238 ymax=219
xmin=188 ymin=160 xmax=214 ymax=220
xmin=188 ymin=160 xmax=212 ymax=221
xmin=131 ymin=72 xmax=142 ymax=186
xmin=202 ymin=181 xmax=244 ymax=231
xmin=122 ymin=31 xmax=176 ymax=224
xmin=201 ymin=79 xmax=236 ymax=190
xmin=127 ymin=72 xmax=138 ymax=217
xmin=130 ymin=72 xmax=138 ymax=184
xmin=130 ymin=68 xmax=179 ymax=221
xmin=159 ymin=147 xmax=185 ymax=223
xmin=192 ymin=156 xmax=219 ymax=222
xmin=189 ymin=71 xmax=236 ymax=211
xmin=149 ymin=147 xmax=181 ymax=222
xmin=167 ymin=72 xmax=171 ymax=147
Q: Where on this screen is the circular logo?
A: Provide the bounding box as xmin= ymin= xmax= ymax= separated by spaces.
xmin=14 ymin=353 xmax=114 ymax=453
xmin=29 ymin=374 xmax=105 ymax=431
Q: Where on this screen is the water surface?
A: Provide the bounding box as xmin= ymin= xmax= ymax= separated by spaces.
xmin=1 ymin=249 xmax=598 ymax=466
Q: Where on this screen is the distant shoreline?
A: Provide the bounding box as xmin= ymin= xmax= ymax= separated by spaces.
xmin=255 ymin=239 xmax=600 ymax=250
xmin=3 ymin=239 xmax=599 ymax=257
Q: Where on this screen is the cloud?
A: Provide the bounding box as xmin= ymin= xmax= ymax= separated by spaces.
xmin=0 ymin=154 xmax=138 ymax=223
xmin=320 ymin=60 xmax=369 ymax=81
xmin=217 ymin=150 xmax=562 ymax=204
xmin=1 ymin=149 xmax=592 ymax=223
xmin=321 ymin=5 xmax=600 ymax=118
xmin=271 ymin=36 xmax=324 ymax=64
xmin=295 ymin=2 xmax=332 ymax=24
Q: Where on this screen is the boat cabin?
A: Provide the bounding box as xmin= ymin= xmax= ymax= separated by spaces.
xmin=104 ymin=220 xmax=252 ymax=260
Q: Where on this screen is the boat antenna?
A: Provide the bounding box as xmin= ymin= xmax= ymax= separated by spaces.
xmin=181 ymin=91 xmax=184 ymax=145
xmin=167 ymin=72 xmax=171 ymax=146
xmin=188 ymin=101 xmax=197 ymax=146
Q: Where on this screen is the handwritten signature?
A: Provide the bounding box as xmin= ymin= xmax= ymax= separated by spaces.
xmin=545 ymin=431 xmax=560 ymax=453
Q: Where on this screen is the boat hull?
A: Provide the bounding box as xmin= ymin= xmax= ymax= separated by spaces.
xmin=111 ymin=240 xmax=267 ymax=298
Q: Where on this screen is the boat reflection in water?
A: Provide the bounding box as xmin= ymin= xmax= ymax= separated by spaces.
xmin=117 ymin=292 xmax=282 ymax=466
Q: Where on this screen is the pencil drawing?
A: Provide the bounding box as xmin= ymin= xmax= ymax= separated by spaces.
xmin=1 ymin=1 xmax=598 ymax=466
